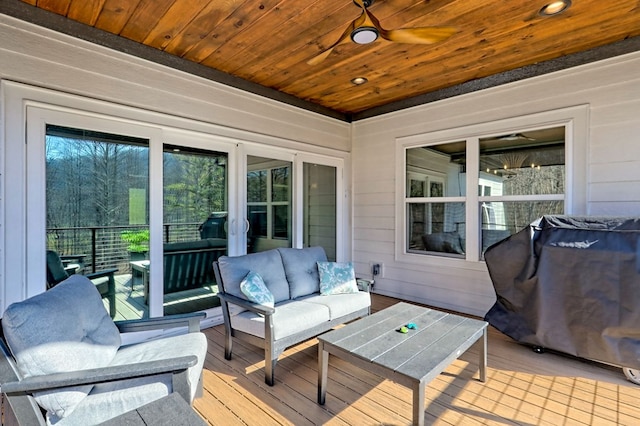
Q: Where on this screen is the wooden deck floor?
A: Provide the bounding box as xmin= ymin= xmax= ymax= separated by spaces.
xmin=193 ymin=294 xmax=640 ymax=426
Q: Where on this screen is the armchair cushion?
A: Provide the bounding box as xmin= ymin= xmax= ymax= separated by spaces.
xmin=56 ymin=332 xmax=208 ymax=425
xmin=2 ymin=275 xmax=121 ymax=418
xmin=277 ymin=247 xmax=327 ymax=299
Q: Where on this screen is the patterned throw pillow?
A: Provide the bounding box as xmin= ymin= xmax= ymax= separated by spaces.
xmin=240 ymin=271 xmax=275 ymax=308
xmin=317 ymin=261 xmax=359 ymax=295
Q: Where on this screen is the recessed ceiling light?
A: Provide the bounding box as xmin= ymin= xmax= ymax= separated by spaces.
xmin=351 ymin=77 xmax=368 ymax=85
xmin=539 ymin=0 xmax=571 ymax=16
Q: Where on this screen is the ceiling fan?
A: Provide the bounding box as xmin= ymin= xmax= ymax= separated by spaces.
xmin=307 ymin=0 xmax=456 ymax=65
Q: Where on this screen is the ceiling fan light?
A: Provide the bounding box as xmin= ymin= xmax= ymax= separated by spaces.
xmin=351 ymin=27 xmax=379 ymax=44
xmin=539 ymin=0 xmax=571 ymax=16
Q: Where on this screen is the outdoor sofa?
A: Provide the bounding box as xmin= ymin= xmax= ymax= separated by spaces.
xmin=213 ymin=246 xmax=371 ymax=385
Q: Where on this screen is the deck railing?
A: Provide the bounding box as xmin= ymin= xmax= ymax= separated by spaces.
xmin=46 ymin=223 xmax=202 ymax=274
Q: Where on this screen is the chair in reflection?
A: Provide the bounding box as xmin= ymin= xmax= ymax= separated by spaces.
xmin=46 ymin=250 xmax=117 ymax=318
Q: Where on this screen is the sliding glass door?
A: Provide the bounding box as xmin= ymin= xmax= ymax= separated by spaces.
xmin=160 ymin=141 xmax=229 ymax=315
xmin=27 ymin=107 xmax=161 ymax=319
xmin=243 ymin=151 xmax=343 ymax=260
xmin=45 ymin=125 xmax=151 ymax=319
xmin=26 ymin=106 xmax=345 ymax=323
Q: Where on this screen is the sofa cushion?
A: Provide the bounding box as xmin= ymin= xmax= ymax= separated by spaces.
xmin=298 ymin=292 xmax=371 ymax=320
xmin=231 ymin=299 xmax=330 ymax=340
xmin=277 ymin=247 xmax=327 ymax=299
xmin=217 ymin=250 xmax=290 ymax=304
xmin=240 ymin=271 xmax=274 ymax=308
xmin=317 ymin=261 xmax=359 ymax=295
xmin=2 ymin=275 xmax=121 ymax=419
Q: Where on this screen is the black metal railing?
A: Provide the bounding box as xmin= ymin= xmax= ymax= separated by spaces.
xmin=47 ymin=223 xmax=202 ymax=274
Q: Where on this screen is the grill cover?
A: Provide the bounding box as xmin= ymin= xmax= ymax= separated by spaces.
xmin=484 ymin=215 xmax=640 ymax=368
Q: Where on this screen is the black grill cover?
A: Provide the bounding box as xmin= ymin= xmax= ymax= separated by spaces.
xmin=484 ymin=215 xmax=640 ymax=369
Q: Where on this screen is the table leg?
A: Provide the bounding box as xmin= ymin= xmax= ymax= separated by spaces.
xmin=479 ymin=326 xmax=487 ymax=382
xmin=318 ymin=341 xmax=328 ymax=405
xmin=412 ymin=381 xmax=425 ymax=426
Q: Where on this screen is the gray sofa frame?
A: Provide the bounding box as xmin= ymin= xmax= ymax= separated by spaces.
xmin=213 ymin=261 xmax=370 ymax=386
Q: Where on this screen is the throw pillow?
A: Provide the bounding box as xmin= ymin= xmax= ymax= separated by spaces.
xmin=317 ymin=261 xmax=359 ymax=295
xmin=240 ymin=271 xmax=275 ymax=308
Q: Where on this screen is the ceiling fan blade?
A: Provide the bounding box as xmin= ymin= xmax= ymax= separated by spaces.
xmin=307 ymin=10 xmax=365 ymax=65
xmin=364 ymin=7 xmax=455 ymax=44
xmin=381 ymin=27 xmax=457 ymax=44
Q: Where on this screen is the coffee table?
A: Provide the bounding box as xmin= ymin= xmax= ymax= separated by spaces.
xmin=317 ymin=302 xmax=488 ymax=426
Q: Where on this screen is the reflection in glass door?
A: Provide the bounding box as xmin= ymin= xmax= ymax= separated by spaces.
xmin=246 ymin=155 xmax=292 ymax=253
xmin=303 ymin=162 xmax=337 ymax=261
xmin=45 ymin=125 xmax=149 ymax=320
xmin=162 ymin=145 xmax=228 ymax=315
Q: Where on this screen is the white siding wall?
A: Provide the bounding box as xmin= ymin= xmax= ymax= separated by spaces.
xmin=0 ymin=14 xmax=350 ymax=310
xmin=2 ymin=13 xmax=639 ymax=318
xmin=352 ymin=51 xmax=640 ymax=317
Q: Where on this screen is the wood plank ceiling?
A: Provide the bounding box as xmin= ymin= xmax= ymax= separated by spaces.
xmin=13 ymin=0 xmax=640 ymax=120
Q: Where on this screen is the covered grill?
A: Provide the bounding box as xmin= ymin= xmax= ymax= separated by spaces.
xmin=484 ymin=215 xmax=640 ymax=382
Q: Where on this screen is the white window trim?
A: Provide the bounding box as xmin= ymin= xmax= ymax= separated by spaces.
xmin=395 ymin=105 xmax=589 ymax=268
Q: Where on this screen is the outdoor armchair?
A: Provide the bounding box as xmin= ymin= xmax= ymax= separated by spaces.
xmin=0 ymin=275 xmax=207 ymax=425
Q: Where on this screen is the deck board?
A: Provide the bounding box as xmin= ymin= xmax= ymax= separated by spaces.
xmin=193 ymin=294 xmax=640 ymax=425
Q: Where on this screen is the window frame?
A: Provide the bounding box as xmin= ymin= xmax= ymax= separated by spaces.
xmin=395 ymin=106 xmax=588 ymax=266
xmin=246 ymin=164 xmax=291 ymax=241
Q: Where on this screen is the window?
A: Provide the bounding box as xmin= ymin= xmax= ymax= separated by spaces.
xmin=403 ymin=126 xmax=567 ymax=261
xmin=478 ymin=129 xmax=565 ymax=256
xmin=406 ymin=141 xmax=465 ymax=256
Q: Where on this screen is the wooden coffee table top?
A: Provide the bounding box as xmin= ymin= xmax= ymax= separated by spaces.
xmin=318 ymin=302 xmax=487 ymax=384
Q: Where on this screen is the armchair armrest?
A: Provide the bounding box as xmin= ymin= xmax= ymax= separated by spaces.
xmin=84 ymin=268 xmax=117 ymax=280
xmin=1 ymin=355 xmax=197 ymax=395
xmin=115 ymin=312 xmax=206 ymax=334
xmin=218 ymin=292 xmax=275 ymax=316
xmin=356 ymin=278 xmax=374 ymax=293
